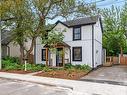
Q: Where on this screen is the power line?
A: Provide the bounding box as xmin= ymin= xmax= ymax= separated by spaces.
xmin=97 ymin=0 xmax=125 ymax=7
xmin=87 ymin=0 xmax=106 ymax=4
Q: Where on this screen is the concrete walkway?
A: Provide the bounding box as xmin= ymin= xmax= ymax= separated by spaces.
xmin=80 ymin=65 xmax=127 ymax=85
xmin=0 ymin=72 xmax=127 ymax=95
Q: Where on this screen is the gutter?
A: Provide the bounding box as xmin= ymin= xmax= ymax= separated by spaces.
xmin=92 ymin=24 xmax=94 ymax=69
xmin=7 ymin=45 xmax=10 ymax=56
xmin=34 ymin=40 xmax=36 ymax=64
xmin=69 ymin=47 xmax=71 ymax=64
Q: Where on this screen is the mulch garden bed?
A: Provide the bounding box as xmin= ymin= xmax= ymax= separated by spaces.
xmin=0 ymin=70 xmax=33 ymax=74
xmin=34 ymin=70 xmax=88 ymax=80
xmin=0 ymin=69 xmax=89 ymax=80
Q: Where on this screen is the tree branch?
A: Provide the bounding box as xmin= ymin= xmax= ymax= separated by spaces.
xmin=0 ymin=17 xmax=15 ymax=21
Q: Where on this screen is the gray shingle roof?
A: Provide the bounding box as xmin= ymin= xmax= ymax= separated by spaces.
xmin=56 ymin=16 xmax=99 ymax=27
xmin=1 ymin=30 xmax=12 ymax=45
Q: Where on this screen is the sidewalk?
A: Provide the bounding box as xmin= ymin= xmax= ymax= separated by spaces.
xmin=0 ymin=72 xmax=127 ymax=95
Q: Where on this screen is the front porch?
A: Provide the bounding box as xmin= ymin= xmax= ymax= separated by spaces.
xmin=44 ymin=42 xmax=71 ymax=67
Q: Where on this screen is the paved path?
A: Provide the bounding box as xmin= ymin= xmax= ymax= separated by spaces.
xmin=0 ymin=72 xmax=127 ymax=95
xmin=80 ymin=65 xmax=127 ymax=85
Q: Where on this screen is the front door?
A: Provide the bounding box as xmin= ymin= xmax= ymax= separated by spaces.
xmin=56 ymin=48 xmax=63 ymax=67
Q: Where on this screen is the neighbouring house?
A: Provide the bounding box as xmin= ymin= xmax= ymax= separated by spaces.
xmin=1 ymin=30 xmax=34 ymax=63
xmin=35 ymin=16 xmax=103 ymax=68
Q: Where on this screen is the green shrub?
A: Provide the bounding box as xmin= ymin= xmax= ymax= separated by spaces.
xmin=64 ymin=63 xmax=74 ymax=69
xmin=3 ymin=56 xmax=19 ymax=64
xmin=2 ymin=59 xmax=21 ymax=70
xmin=21 ymin=64 xmax=45 ymax=71
xmin=64 ymin=64 xmax=91 ymax=71
xmin=2 ymin=56 xmax=45 ymax=71
xmin=43 ymin=66 xmax=53 ymax=72
xmin=75 ymin=64 xmax=91 ymax=71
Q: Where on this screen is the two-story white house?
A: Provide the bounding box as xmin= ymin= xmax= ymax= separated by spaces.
xmin=35 ymin=16 xmax=103 ymax=68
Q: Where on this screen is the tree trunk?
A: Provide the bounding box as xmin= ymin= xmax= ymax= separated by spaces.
xmin=20 ymin=44 xmax=25 ymax=64
xmin=25 ymin=37 xmax=36 ymax=64
xmin=120 ymin=47 xmax=123 ymax=56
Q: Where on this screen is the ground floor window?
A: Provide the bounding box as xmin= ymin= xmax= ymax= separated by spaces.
xmin=42 ymin=49 xmax=46 ymax=61
xmin=72 ymin=47 xmax=82 ymax=61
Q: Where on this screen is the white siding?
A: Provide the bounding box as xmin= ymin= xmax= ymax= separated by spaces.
xmin=9 ymin=42 xmax=20 ymax=57
xmin=94 ymin=19 xmax=102 ymax=67
xmin=35 ymin=37 xmax=46 ymax=64
xmin=54 ymin=23 xmax=93 ymax=67
xmin=9 ymin=39 xmax=34 ymax=57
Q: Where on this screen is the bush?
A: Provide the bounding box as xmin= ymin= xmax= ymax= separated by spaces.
xmin=75 ymin=64 xmax=91 ymax=71
xmin=64 ymin=63 xmax=74 ymax=69
xmin=2 ymin=56 xmax=19 ymax=64
xmin=2 ymin=56 xmax=20 ymax=70
xmin=64 ymin=64 xmax=91 ymax=71
xmin=2 ymin=56 xmax=45 ymax=71
xmin=21 ymin=64 xmax=45 ymax=71
xmin=2 ymin=60 xmax=21 ymax=70
xmin=43 ymin=66 xmax=53 ymax=72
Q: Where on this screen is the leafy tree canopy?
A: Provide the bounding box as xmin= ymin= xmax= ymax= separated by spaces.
xmin=101 ymin=3 xmax=127 ymax=56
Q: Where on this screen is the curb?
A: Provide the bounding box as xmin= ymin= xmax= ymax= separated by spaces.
xmin=80 ymin=79 xmax=127 ymax=86
xmin=0 ymin=72 xmax=73 ymax=90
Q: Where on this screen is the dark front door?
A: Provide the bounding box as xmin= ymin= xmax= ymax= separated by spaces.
xmin=56 ymin=48 xmax=63 ymax=67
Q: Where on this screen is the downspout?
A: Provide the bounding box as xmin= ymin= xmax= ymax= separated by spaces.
xmin=92 ymin=25 xmax=94 ymax=69
xmin=34 ymin=40 xmax=36 ymax=64
xmin=7 ymin=45 xmax=10 ymax=56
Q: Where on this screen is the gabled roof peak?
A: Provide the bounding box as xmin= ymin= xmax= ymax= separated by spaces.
xmin=55 ymin=16 xmax=100 ymax=27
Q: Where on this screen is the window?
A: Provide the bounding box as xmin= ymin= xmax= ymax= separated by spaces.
xmin=72 ymin=47 xmax=82 ymax=61
xmin=42 ymin=49 xmax=46 ymax=61
xmin=73 ymin=27 xmax=81 ymax=40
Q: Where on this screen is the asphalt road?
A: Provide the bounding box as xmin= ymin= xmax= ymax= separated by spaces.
xmin=0 ymin=78 xmax=72 ymax=95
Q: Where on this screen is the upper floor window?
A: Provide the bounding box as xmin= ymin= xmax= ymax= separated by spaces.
xmin=73 ymin=26 xmax=81 ymax=40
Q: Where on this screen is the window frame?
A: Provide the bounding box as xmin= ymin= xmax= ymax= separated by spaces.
xmin=73 ymin=26 xmax=81 ymax=41
xmin=72 ymin=47 xmax=82 ymax=61
xmin=42 ymin=49 xmax=46 ymax=61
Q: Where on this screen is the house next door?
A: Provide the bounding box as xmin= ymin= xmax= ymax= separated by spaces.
xmin=56 ymin=48 xmax=63 ymax=67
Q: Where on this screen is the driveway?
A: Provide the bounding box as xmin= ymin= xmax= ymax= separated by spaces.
xmin=0 ymin=78 xmax=71 ymax=95
xmin=80 ymin=65 xmax=127 ymax=85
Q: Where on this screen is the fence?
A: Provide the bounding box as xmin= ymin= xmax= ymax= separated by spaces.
xmin=105 ymin=54 xmax=127 ymax=66
xmin=119 ymin=54 xmax=127 ymax=65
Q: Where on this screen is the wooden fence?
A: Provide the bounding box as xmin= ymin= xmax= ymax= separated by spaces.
xmin=105 ymin=55 xmax=127 ymax=65
xmin=120 ymin=55 xmax=127 ymax=65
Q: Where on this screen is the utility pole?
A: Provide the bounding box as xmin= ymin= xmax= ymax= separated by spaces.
xmin=0 ymin=30 xmax=1 ymax=70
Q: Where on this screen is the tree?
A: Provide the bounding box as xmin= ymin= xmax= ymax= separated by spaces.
xmin=101 ymin=5 xmax=127 ymax=56
xmin=0 ymin=0 xmax=96 ymax=63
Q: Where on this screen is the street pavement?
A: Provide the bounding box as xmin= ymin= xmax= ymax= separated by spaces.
xmin=0 ymin=78 xmax=72 ymax=95
xmin=0 ymin=72 xmax=127 ymax=95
